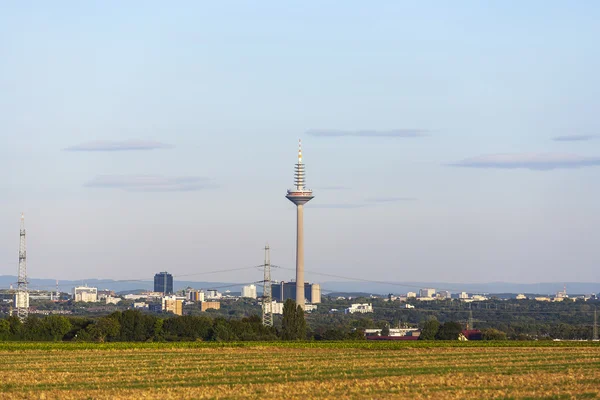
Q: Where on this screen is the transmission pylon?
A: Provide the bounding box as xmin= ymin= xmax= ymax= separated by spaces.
xmin=262 ymin=244 xmax=273 ymax=327
xmin=15 ymin=213 xmax=29 ymax=321
xmin=593 ymin=307 xmax=598 ymax=341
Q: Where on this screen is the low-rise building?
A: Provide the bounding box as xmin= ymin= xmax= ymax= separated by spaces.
xmin=516 ymin=294 xmax=527 ymax=300
xmin=97 ymin=290 xmax=115 ymax=300
xmin=406 ymin=292 xmax=417 ymax=298
xmin=304 ymin=304 xmax=317 ymax=312
xmin=73 ymin=286 xmax=98 ymax=302
xmin=364 ymin=328 xmax=420 ymax=337
xmin=200 ymin=301 xmax=220 ymax=312
xmin=105 ymin=296 xmax=121 ymax=305
xmin=437 ymin=290 xmax=451 ymax=299
xmin=345 ymin=303 xmax=373 ymax=314
xmin=419 ymin=288 xmax=436 ymax=298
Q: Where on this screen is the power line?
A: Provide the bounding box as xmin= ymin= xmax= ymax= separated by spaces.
xmin=5 ymin=265 xmax=263 ymax=291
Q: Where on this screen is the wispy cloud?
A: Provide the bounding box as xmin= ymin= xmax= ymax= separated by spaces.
xmin=309 ymin=196 xmax=416 ymax=209
xmin=306 ymin=129 xmax=428 ymax=138
xmin=552 ymin=135 xmax=597 ymax=142
xmin=367 ymin=197 xmax=416 ymax=203
xmin=64 ymin=140 xmax=173 ymax=151
xmin=315 ymin=186 xmax=351 ymax=191
xmin=85 ymin=175 xmax=216 ymax=192
xmin=309 ymin=203 xmax=366 ymax=209
xmin=450 ymin=153 xmax=600 ymax=170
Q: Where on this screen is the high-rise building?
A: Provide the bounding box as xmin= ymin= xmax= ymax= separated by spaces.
xmin=285 ymin=140 xmax=314 ymax=309
xmin=154 ymin=272 xmax=173 ymax=295
xmin=187 ymin=290 xmax=205 ymax=302
xmin=271 ymin=281 xmax=321 ymax=304
xmin=162 ymin=296 xmax=183 ymax=316
xmin=241 ymin=284 xmax=257 ymax=299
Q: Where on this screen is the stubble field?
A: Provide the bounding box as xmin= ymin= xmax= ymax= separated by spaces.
xmin=0 ymin=342 xmax=599 ymax=399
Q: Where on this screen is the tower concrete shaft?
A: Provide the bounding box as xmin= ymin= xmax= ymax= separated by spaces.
xmin=286 ymin=140 xmax=313 ymax=309
xmin=15 ymin=213 xmax=28 ymax=321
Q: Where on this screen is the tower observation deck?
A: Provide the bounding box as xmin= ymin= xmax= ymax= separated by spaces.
xmin=286 ymin=140 xmax=314 ymax=309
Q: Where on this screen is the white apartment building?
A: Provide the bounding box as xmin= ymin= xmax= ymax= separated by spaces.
xmin=345 ymin=303 xmax=373 ymax=314
xmin=265 ymin=301 xmax=284 ymax=315
xmin=187 ymin=290 xmax=205 ymax=302
xmin=419 ymin=288 xmax=436 ymax=298
xmin=406 ymin=292 xmax=417 ymax=298
xmin=14 ymin=291 xmax=29 ymax=309
xmin=437 ymin=290 xmax=451 ymax=299
xmin=241 ymin=284 xmax=257 ymax=299
xmin=105 ymin=296 xmax=121 ymax=305
xmin=73 ymin=286 xmax=98 ymax=302
xmin=205 ymin=290 xmax=222 ymax=300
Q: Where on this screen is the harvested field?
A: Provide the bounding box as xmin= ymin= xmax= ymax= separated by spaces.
xmin=0 ymin=342 xmax=599 ymax=399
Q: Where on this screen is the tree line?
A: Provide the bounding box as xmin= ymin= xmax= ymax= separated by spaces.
xmin=0 ymin=299 xmax=315 ymax=342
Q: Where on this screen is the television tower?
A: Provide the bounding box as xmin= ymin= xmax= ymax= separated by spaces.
xmin=286 ymin=140 xmax=314 ymax=309
xmin=15 ymin=213 xmax=29 ymax=321
xmin=262 ymin=244 xmax=273 ymax=327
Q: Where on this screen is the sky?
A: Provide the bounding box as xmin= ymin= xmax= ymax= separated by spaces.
xmin=1 ymin=1 xmax=599 ymax=286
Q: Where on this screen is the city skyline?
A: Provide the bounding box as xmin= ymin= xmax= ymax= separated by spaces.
xmin=1 ymin=2 xmax=600 ymax=284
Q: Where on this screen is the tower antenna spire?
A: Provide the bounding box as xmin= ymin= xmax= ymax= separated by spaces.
xmin=15 ymin=213 xmax=29 ymax=321
xmin=262 ymin=244 xmax=273 ymax=327
xmin=286 ymin=140 xmax=314 ymax=309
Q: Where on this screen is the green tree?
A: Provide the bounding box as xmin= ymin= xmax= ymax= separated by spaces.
xmin=87 ymin=316 xmax=121 ymax=342
xmin=0 ymin=319 xmax=10 ymax=340
xmin=23 ymin=315 xmax=44 ymax=340
xmin=419 ymin=319 xmax=440 ymax=340
xmin=436 ymin=321 xmax=463 ymax=340
xmin=481 ymin=328 xmax=507 ymax=341
xmin=7 ymin=316 xmax=23 ymax=338
xmin=42 ymin=316 xmax=72 ymax=341
xmin=281 ymin=299 xmax=307 ymax=340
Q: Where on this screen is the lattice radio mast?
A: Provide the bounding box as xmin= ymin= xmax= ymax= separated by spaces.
xmin=262 ymin=244 xmax=273 ymax=327
xmin=15 ymin=213 xmax=29 ymax=321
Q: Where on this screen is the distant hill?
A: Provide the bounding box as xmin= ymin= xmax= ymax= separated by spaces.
xmin=1 ymin=275 xmax=598 ymax=296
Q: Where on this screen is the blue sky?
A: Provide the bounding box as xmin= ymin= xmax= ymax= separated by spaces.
xmin=1 ymin=1 xmax=599 ymax=285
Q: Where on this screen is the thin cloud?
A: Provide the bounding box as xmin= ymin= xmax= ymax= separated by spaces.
xmin=367 ymin=197 xmax=417 ymax=203
xmin=315 ymin=186 xmax=351 ymax=191
xmin=64 ymin=140 xmax=173 ymax=151
xmin=308 ymin=203 xmax=366 ymax=209
xmin=306 ymin=129 xmax=428 ymax=138
xmin=450 ymin=153 xmax=600 ymax=170
xmin=85 ymin=175 xmax=216 ymax=192
xmin=553 ymin=135 xmax=597 ymax=142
